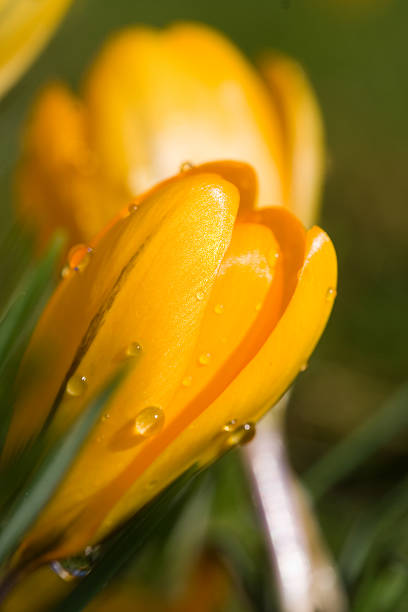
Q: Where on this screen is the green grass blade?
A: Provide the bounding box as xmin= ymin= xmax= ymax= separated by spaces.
xmin=0 ymin=233 xmax=63 ymax=454
xmin=303 ymin=383 xmax=408 ymax=500
xmin=339 ymin=473 xmax=408 ymax=584
xmin=0 ymin=373 xmax=121 ymax=567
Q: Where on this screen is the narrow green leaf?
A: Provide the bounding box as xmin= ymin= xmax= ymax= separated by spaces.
xmin=0 ymin=373 xmax=121 ymax=567
xmin=303 ymin=383 xmax=408 ymax=500
xmin=339 ymin=473 xmax=408 ymax=584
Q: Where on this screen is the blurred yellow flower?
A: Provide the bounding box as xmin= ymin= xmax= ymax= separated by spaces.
xmin=3 ymin=160 xmax=337 ymax=564
xmin=0 ymin=0 xmax=73 ymax=99
xmin=17 ymin=23 xmax=324 ymax=250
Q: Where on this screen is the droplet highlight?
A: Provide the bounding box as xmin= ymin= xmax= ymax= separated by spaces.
xmin=326 ymin=287 xmax=337 ymax=302
xmin=223 ymin=419 xmax=237 ymax=432
xmin=68 ymin=244 xmax=93 ymax=272
xmin=126 ymin=342 xmax=143 ymax=358
xmin=196 ymin=291 xmax=205 ymax=301
xmin=225 ymin=422 xmax=256 ymax=447
xmin=66 ymin=374 xmax=87 ymax=397
xmin=198 ymin=352 xmax=212 ymax=366
xmin=268 ymin=250 xmax=279 ymax=269
xmin=128 ymin=203 xmax=139 ymax=214
xmin=180 ymin=161 xmax=194 ymax=172
xmin=134 ymin=406 xmax=164 ymax=438
xmin=60 ymin=265 xmax=70 ymax=279
xmin=214 ymin=303 xmax=224 ymax=315
xmin=300 ymin=362 xmax=308 ymax=372
xmin=182 ymin=375 xmax=193 ymax=387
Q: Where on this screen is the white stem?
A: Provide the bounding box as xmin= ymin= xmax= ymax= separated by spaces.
xmin=242 ymin=404 xmax=347 ymax=612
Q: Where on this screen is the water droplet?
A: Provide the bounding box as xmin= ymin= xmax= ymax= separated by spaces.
xmin=255 ymin=302 xmax=262 ymax=312
xmin=66 ymin=374 xmax=87 ymax=397
xmin=214 ymin=303 xmax=224 ymax=315
xmin=225 ymin=422 xmax=255 ymax=447
xmin=134 ymin=406 xmax=164 ymax=437
xmin=51 ymin=546 xmax=99 ymax=581
xmin=223 ymin=419 xmax=237 ymax=432
xmin=68 ymin=244 xmax=93 ymax=272
xmin=196 ymin=291 xmax=205 ymax=301
xmin=182 ymin=375 xmax=193 ymax=387
xmin=300 ymin=362 xmax=308 ymax=372
xmin=126 ymin=342 xmax=143 ymax=358
xmin=198 ymin=352 xmax=212 ymax=366
xmin=180 ymin=161 xmax=194 ymax=172
xmin=326 ymin=287 xmax=337 ymax=302
xmin=128 ymin=203 xmax=139 ymax=214
xmin=102 ymin=412 xmax=111 ymax=421
xmin=268 ymin=250 xmax=280 ymax=269
xmin=60 ymin=265 xmax=70 ymax=279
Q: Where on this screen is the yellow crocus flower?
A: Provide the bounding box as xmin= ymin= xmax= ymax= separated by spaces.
xmin=17 ymin=23 xmax=323 ymax=248
xmin=4 ymin=160 xmax=337 ymax=565
xmin=0 ymin=0 xmax=73 ymax=99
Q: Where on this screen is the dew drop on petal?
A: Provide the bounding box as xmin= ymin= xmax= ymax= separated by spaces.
xmin=126 ymin=342 xmax=143 ymax=358
xmin=134 ymin=406 xmax=164 ymax=438
xmin=268 ymin=250 xmax=280 ymax=269
xmin=326 ymin=287 xmax=337 ymax=302
xmin=223 ymin=419 xmax=237 ymax=432
xmin=196 ymin=291 xmax=205 ymax=301
xmin=68 ymin=244 xmax=93 ymax=272
xmin=66 ymin=374 xmax=87 ymax=397
xmin=128 ymin=203 xmax=139 ymax=214
xmin=214 ymin=303 xmax=224 ymax=315
xmin=300 ymin=362 xmax=308 ymax=372
xmin=255 ymin=302 xmax=262 ymax=312
xmin=198 ymin=352 xmax=212 ymax=366
xmin=225 ymin=422 xmax=256 ymax=447
xmin=180 ymin=161 xmax=194 ymax=172
xmin=182 ymin=375 xmax=193 ymax=387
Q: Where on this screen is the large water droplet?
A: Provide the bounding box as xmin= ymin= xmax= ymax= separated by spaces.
xmin=66 ymin=374 xmax=87 ymax=397
xmin=225 ymin=422 xmax=255 ymax=447
xmin=134 ymin=406 xmax=164 ymax=437
xmin=198 ymin=352 xmax=212 ymax=366
xmin=126 ymin=342 xmax=143 ymax=358
xmin=180 ymin=161 xmax=194 ymax=172
xmin=68 ymin=244 xmax=93 ymax=272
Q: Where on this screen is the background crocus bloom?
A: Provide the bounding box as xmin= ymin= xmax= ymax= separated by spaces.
xmin=17 ymin=23 xmax=323 ymax=249
xmin=0 ymin=0 xmax=73 ymax=99
xmin=3 ymin=161 xmax=337 ymax=564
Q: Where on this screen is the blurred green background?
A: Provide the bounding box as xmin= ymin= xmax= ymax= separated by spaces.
xmin=1 ymin=0 xmax=407 ymax=609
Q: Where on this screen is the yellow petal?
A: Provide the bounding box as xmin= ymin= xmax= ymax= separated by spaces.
xmin=0 ymin=0 xmax=73 ymax=99
xmin=6 ymin=171 xmax=238 ymax=563
xmin=259 ymin=53 xmax=325 ymax=225
xmin=102 ymin=219 xmax=336 ymax=535
xmin=17 ymin=83 xmax=129 ymax=248
xmin=84 ymin=23 xmax=285 ymax=206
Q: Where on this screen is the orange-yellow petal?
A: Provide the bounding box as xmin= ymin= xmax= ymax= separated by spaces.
xmin=17 ymin=83 xmax=129 ymax=248
xmin=259 ymin=53 xmax=325 ymax=225
xmin=6 ymin=171 xmax=239 ymax=563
